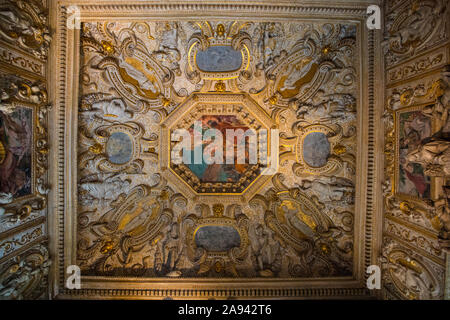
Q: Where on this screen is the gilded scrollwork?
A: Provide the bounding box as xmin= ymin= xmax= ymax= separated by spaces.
xmin=0 ymin=243 xmax=50 ymax=300
xmin=183 ymin=204 xmax=250 ymax=277
xmin=0 ymin=0 xmax=50 ymax=300
xmin=384 ymin=68 xmax=450 ymax=244
xmin=281 ymin=122 xmax=356 ymax=178
xmin=383 ymin=0 xmax=449 ymax=66
xmin=76 ymin=20 xmax=358 ymax=282
xmin=77 ymin=184 xmax=185 ymax=276
xmin=78 ymin=120 xmax=157 ymax=175
xmin=381 ymin=237 xmax=444 ymax=300
xmin=0 ymin=0 xmax=51 ymax=60
xmin=250 ymin=174 xmax=353 ymax=277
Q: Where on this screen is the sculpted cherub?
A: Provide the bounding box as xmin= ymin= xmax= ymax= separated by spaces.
xmin=296 ymin=177 xmax=354 ymax=205
xmin=78 ymin=175 xmax=131 ymax=205
xmin=80 ymin=98 xmax=133 ymax=122
xmin=406 ymin=137 xmax=450 ymax=177
xmin=296 ymin=90 xmax=356 ymax=124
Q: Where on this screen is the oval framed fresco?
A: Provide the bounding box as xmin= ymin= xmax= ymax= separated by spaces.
xmin=187 ymin=39 xmax=250 ymax=81
xmin=194 ymin=225 xmax=241 ymax=252
xmin=106 ymin=132 xmax=134 ymax=164
xmin=295 ymin=124 xmax=343 ymax=175
xmin=302 ymin=132 xmax=330 ymax=168
xmin=196 ymin=46 xmax=243 ymax=73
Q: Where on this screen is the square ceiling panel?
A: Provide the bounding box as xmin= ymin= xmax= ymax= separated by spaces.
xmin=51 ymin=2 xmax=382 ymax=299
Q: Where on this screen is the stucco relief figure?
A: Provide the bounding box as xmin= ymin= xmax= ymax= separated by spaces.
xmin=434 ymin=187 xmax=450 ymax=249
xmin=120 ymin=202 xmax=159 ymax=235
xmin=256 ymin=22 xmax=283 ymax=69
xmin=296 ymin=91 xmax=356 ymax=124
xmin=406 ymin=137 xmax=450 ymax=177
xmin=0 ymin=260 xmax=32 ymax=299
xmin=423 ymin=67 xmax=450 ymax=132
xmin=297 ymin=177 xmax=354 ymax=205
xmin=78 ymin=176 xmax=131 ymax=205
xmin=0 ymin=246 xmax=49 ymax=300
xmin=81 ymin=99 xmax=132 ymax=122
xmin=156 ymin=222 xmax=183 ymax=277
xmin=390 ymin=260 xmax=437 ymax=300
xmin=0 ymin=9 xmax=35 ymax=37
xmin=159 ymin=22 xmax=178 ymax=51
xmin=0 ymin=8 xmax=50 ymax=59
xmin=155 ymin=22 xmax=181 ymax=74
xmin=249 ymin=224 xmax=281 ymax=277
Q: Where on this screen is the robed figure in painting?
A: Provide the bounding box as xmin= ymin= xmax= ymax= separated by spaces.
xmin=0 ymin=108 xmax=32 ymax=197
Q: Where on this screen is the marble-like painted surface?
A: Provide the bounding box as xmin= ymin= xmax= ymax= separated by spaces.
xmin=195 ymin=225 xmax=241 ymax=251
xmin=196 ymin=46 xmax=242 ymax=72
xmin=302 ymin=132 xmax=330 ymax=168
xmin=106 ymin=132 xmax=133 ymax=164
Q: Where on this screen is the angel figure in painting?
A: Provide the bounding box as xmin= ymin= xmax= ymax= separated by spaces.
xmin=0 ymin=108 xmax=32 ymax=197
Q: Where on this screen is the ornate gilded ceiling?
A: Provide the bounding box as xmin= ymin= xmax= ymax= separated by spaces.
xmin=76 ymin=20 xmax=359 ymax=280
xmin=2 ymin=0 xmax=450 ymax=301
xmin=0 ymin=0 xmax=386 ymax=300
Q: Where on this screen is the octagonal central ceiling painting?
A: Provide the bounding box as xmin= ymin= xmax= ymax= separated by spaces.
xmin=76 ymin=21 xmax=358 ymax=279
